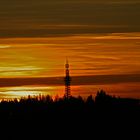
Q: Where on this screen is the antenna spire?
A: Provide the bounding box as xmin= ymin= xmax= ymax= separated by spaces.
xmin=64 ymin=58 xmax=71 ymax=99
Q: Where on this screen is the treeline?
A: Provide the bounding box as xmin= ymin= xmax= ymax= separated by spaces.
xmin=0 ymin=90 xmax=139 ymax=121
xmin=0 ymin=90 xmax=140 ymax=138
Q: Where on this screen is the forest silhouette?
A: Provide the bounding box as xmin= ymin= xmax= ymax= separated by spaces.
xmin=0 ymin=90 xmax=140 ymax=138
xmin=0 ymin=90 xmax=139 ymax=121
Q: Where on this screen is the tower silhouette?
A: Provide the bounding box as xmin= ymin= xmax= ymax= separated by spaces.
xmin=64 ymin=59 xmax=71 ymax=99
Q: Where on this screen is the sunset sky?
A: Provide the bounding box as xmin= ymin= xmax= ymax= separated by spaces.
xmin=0 ymin=0 xmax=140 ymax=99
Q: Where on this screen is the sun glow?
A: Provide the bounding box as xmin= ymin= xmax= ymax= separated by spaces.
xmin=0 ymin=45 xmax=11 ymax=48
xmin=0 ymin=85 xmax=85 ymax=100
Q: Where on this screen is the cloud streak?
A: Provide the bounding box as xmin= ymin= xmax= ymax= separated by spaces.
xmin=0 ymin=0 xmax=140 ymax=38
xmin=0 ymin=74 xmax=140 ymax=87
xmin=0 ymin=33 xmax=140 ymax=77
xmin=0 ymin=45 xmax=11 ymax=49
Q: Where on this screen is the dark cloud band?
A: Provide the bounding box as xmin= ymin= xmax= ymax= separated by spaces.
xmin=0 ymin=0 xmax=140 ymax=38
xmin=0 ymin=74 xmax=140 ymax=87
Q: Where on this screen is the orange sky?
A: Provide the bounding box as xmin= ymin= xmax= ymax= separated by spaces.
xmin=0 ymin=33 xmax=140 ymax=99
xmin=0 ymin=33 xmax=140 ymax=78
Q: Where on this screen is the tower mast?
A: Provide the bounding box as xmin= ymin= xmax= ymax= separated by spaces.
xmin=64 ymin=59 xmax=71 ymax=99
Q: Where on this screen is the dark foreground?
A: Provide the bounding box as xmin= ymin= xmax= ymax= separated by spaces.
xmin=0 ymin=90 xmax=140 ymax=138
